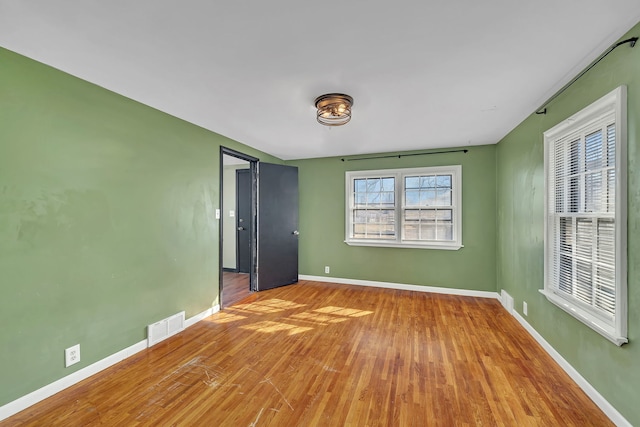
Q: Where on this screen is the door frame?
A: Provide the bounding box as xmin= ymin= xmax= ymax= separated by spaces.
xmin=235 ymin=168 xmax=252 ymax=274
xmin=219 ymin=147 xmax=259 ymax=307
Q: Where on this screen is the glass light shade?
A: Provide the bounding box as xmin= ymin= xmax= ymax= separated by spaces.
xmin=314 ymin=93 xmax=353 ymax=126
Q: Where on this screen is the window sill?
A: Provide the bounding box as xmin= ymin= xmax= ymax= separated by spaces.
xmin=345 ymin=240 xmax=463 ymax=250
xmin=539 ymin=289 xmax=627 ymax=346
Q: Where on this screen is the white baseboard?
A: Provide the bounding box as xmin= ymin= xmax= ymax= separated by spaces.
xmin=185 ymin=304 xmax=219 ymax=328
xmin=0 ymin=305 xmax=219 ymax=422
xmin=299 ymin=275 xmax=500 ymax=300
xmin=511 ymin=311 xmax=630 ymax=427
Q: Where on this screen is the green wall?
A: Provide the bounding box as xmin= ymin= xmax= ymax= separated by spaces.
xmin=496 ymin=24 xmax=640 ymax=424
xmin=287 ymin=144 xmax=497 ymax=291
xmin=0 ymin=47 xmax=279 ymax=407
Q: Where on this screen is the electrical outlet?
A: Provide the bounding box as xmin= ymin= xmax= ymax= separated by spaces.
xmin=324 ymin=266 xmax=330 ymax=274
xmin=523 ymin=301 xmax=528 ymax=316
xmin=65 ymin=344 xmax=81 ymax=367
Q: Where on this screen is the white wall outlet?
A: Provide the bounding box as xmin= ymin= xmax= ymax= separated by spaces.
xmin=215 ymin=209 xmax=220 ymax=219
xmin=523 ymin=301 xmax=528 ymax=316
xmin=229 ymin=210 xmax=235 ymax=217
xmin=65 ymin=344 xmax=81 ymax=367
xmin=324 ymin=266 xmax=330 ymax=274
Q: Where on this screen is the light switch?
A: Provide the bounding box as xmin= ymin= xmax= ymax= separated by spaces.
xmin=229 ymin=210 xmax=235 ymax=217
xmin=215 ymin=209 xmax=220 ymax=219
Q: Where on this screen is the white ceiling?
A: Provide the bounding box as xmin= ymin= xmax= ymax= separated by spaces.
xmin=1 ymin=1 xmax=639 ymax=160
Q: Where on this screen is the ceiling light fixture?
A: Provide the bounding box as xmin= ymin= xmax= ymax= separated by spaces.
xmin=314 ymin=93 xmax=353 ymax=126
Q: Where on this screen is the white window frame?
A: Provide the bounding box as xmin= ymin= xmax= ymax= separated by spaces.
xmin=345 ymin=165 xmax=463 ymax=250
xmin=541 ymin=86 xmax=627 ymax=346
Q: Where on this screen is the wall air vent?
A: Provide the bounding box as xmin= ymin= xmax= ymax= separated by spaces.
xmin=147 ymin=311 xmax=185 ymax=347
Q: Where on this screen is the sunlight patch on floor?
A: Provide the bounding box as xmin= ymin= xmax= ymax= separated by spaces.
xmin=314 ymin=306 xmax=374 ymax=317
xmin=232 ymin=299 xmax=307 ymax=314
xmin=289 ymin=312 xmax=349 ymax=325
xmin=207 ymin=312 xmax=247 ymax=324
xmin=240 ymin=320 xmax=313 ymax=335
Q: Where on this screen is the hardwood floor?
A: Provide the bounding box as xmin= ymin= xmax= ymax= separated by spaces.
xmin=222 ymin=271 xmax=252 ymax=307
xmin=2 ymin=281 xmax=612 ymax=426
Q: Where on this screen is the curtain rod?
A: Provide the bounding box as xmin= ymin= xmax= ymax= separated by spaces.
xmin=341 ymin=149 xmax=468 ymax=162
xmin=536 ymin=37 xmax=637 ymax=115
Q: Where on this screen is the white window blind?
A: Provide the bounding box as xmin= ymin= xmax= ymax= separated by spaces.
xmin=542 ymin=86 xmax=627 ymax=345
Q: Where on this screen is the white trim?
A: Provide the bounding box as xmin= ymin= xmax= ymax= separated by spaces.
xmin=299 ymin=275 xmax=499 ymax=299
xmin=185 ymin=305 xmax=219 ymax=328
xmin=345 ymin=240 xmax=463 ymax=250
xmin=539 ymin=289 xmax=626 ymax=346
xmin=511 ymin=310 xmax=631 ymax=427
xmin=0 ymin=305 xmax=220 ymax=422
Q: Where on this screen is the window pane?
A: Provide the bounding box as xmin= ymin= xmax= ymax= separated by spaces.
xmin=569 ymin=177 xmax=579 ymax=213
xmin=354 ymin=177 xmax=395 ymax=209
xmin=575 ymin=260 xmax=593 ymax=304
xmin=367 ymin=192 xmax=381 ymax=204
xmin=366 ymin=179 xmax=381 ymax=192
xmin=381 ymin=191 xmax=394 ymax=206
xmin=405 ymin=190 xmax=420 ymax=207
xmin=436 ymin=175 xmax=452 ymax=188
xmin=585 ymin=130 xmax=603 ymax=171
xmin=436 ymin=209 xmax=452 ymax=221
xmin=405 ymin=209 xmax=420 ymax=221
xmin=575 ymin=218 xmax=593 ymax=260
xmin=595 ymin=266 xmax=615 ymax=314
xmin=405 ymin=176 xmax=420 ymax=189
xmin=353 ymin=223 xmax=366 ymax=238
xmin=558 ymin=254 xmax=573 ymax=294
xmin=436 ymin=189 xmax=452 ymax=205
xmin=596 ymin=219 xmax=615 ymax=266
xmin=420 ymin=190 xmax=436 ymax=206
xmin=419 ymin=223 xmax=436 ymax=240
xmin=420 ymin=175 xmax=436 ymax=188
xmin=569 ymin=138 xmax=581 ymax=174
xmin=607 ymin=169 xmax=615 ymax=213
xmin=352 ymin=208 xmax=395 ymax=240
xmin=559 ymin=217 xmax=573 ymax=254
xmin=382 ymin=178 xmax=395 ymax=191
xmin=606 ymin=124 xmax=616 ymax=167
xmin=585 ymin=172 xmax=602 ymax=212
xmin=434 ymin=223 xmax=453 ymax=240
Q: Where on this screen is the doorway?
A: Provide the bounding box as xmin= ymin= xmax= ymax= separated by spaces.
xmin=220 ymin=148 xmax=257 ymax=307
xmin=219 ymin=147 xmax=300 ymax=308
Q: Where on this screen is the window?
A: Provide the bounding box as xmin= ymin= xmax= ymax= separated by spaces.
xmin=542 ymin=86 xmax=627 ymax=345
xmin=345 ymin=166 xmax=462 ymax=250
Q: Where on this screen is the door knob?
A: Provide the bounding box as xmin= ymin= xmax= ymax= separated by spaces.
xmin=292 ymin=230 xmax=300 ymax=236
xmin=238 ymin=226 xmax=246 ymax=231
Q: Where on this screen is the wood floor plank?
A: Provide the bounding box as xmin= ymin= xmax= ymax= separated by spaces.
xmin=2 ymin=281 xmax=612 ymax=426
